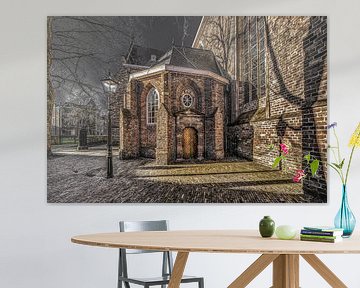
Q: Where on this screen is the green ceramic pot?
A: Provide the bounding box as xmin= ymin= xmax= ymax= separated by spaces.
xmin=259 ymin=216 xmax=275 ymax=238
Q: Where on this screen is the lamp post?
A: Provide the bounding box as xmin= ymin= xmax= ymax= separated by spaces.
xmin=101 ymin=72 xmax=119 ymax=179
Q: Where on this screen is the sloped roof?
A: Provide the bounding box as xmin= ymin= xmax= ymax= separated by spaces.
xmin=152 ymin=45 xmax=224 ymax=77
xmin=126 ymin=44 xmax=164 ymax=66
xmin=129 ymin=45 xmax=229 ymax=84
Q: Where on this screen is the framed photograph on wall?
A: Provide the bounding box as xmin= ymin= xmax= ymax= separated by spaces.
xmin=47 ymin=16 xmax=327 ymax=203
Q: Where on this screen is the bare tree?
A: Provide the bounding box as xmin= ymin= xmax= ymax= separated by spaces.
xmin=181 ymin=16 xmax=189 ymax=46
xmin=203 ymin=16 xmax=235 ymax=73
xmin=47 ymin=16 xmax=143 ymax=155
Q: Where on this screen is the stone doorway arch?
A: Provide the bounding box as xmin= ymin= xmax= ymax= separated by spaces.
xmin=182 ymin=127 xmax=198 ymax=159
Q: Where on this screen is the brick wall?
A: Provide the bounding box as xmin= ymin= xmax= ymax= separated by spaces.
xmin=264 ymin=16 xmax=327 ymax=198
xmin=194 ymin=16 xmax=328 ymax=200
xmin=114 ymin=64 xmax=145 ymax=148
xmin=119 ymin=79 xmax=140 ymax=159
xmin=120 ymin=69 xmax=226 ymax=163
xmin=119 ymin=108 xmax=139 ymax=159
xmin=156 ymin=103 xmax=171 ymax=164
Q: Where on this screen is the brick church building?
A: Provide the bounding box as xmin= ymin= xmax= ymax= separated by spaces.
xmin=115 ymin=16 xmax=327 ymax=198
xmin=117 ymin=44 xmax=229 ymax=165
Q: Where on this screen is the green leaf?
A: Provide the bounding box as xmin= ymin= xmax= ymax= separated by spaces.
xmin=310 ymin=159 xmax=320 ymax=176
xmin=328 ymin=163 xmax=341 ymax=173
xmin=332 ymin=159 xmax=345 ymax=170
xmin=268 ymin=144 xmax=275 ymax=150
xmin=332 ymin=162 xmax=341 ymax=169
xmin=272 ymin=156 xmax=282 ymax=168
xmin=304 ymin=153 xmax=311 ymax=164
xmin=339 ymin=159 xmax=345 ymax=169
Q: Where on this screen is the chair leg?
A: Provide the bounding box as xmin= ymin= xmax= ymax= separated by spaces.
xmin=118 ymin=250 xmax=123 ymax=288
xmin=199 ymin=278 xmax=204 ymax=288
xmin=161 ymin=252 xmax=168 ymax=288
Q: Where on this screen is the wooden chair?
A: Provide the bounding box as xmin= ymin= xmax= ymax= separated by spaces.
xmin=118 ymin=220 xmax=204 ymax=288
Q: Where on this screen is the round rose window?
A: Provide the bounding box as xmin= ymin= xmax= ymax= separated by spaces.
xmin=182 ymin=94 xmax=193 ymax=108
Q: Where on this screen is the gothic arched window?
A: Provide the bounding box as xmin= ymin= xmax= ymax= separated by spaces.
xmin=241 ymin=16 xmax=266 ymax=104
xmin=147 ymin=88 xmax=159 ymax=125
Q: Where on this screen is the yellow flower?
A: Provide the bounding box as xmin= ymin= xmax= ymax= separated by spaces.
xmin=349 ymin=122 xmax=360 ymax=148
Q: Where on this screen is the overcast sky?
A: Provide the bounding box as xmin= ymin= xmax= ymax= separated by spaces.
xmin=50 ymin=16 xmax=202 ymax=107
xmin=138 ymin=16 xmax=202 ymax=50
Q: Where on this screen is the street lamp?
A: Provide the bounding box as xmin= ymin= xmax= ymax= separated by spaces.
xmin=101 ymin=72 xmax=119 ymax=178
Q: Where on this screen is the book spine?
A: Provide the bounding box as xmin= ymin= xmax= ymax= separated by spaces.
xmin=301 ymin=230 xmax=335 ymax=236
xmin=300 ymin=234 xmax=337 ymax=240
xmin=300 ymin=237 xmax=337 ymax=243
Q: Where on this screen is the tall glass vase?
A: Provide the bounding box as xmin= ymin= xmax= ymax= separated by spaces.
xmin=334 ymin=185 xmax=356 ymax=237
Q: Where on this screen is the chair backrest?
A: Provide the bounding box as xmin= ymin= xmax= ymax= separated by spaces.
xmin=119 ymin=220 xmax=169 ymax=254
xmin=120 ymin=220 xmax=168 ymax=232
xmin=118 ymin=220 xmax=174 ymax=283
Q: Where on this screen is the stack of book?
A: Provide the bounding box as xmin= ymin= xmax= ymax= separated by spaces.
xmin=300 ymin=226 xmax=344 ymax=243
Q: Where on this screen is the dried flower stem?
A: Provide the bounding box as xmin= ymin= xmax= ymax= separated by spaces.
xmin=334 ymin=128 xmax=342 ymax=163
xmin=332 ymin=128 xmax=345 ymax=184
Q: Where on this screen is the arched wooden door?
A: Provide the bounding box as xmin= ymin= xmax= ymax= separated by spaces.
xmin=182 ymin=127 xmax=198 ymax=159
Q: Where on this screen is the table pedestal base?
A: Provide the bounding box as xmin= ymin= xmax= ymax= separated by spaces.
xmin=227 ymin=254 xmax=347 ymax=288
xmin=167 ymin=252 xmax=348 ymax=288
xmin=168 ymin=252 xmax=189 ymax=288
xmin=272 ymin=254 xmax=299 ymax=288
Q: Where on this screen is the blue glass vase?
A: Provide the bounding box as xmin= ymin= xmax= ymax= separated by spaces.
xmin=334 ymin=185 xmax=356 ymax=237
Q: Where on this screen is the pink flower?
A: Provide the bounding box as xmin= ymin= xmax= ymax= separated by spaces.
xmin=279 ymin=143 xmax=289 ymax=155
xmin=293 ymin=169 xmax=305 ymax=183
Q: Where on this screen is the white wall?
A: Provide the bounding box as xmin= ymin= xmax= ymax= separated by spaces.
xmin=1 ymin=0 xmax=360 ymax=287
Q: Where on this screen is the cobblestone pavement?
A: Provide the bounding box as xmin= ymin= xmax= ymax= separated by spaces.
xmin=48 ymin=147 xmax=323 ymax=203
